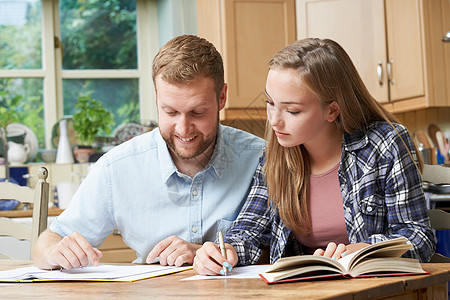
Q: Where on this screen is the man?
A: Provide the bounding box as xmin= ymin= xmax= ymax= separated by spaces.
xmin=33 ymin=35 xmax=265 ymax=270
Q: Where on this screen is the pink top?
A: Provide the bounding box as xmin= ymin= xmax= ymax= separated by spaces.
xmin=293 ymin=162 xmax=349 ymax=253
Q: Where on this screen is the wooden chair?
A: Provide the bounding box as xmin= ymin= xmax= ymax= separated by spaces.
xmin=422 ymin=164 xmax=450 ymax=263
xmin=0 ymin=167 xmax=49 ymax=259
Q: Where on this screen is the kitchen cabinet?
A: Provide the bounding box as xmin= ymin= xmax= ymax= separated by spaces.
xmin=197 ymin=0 xmax=296 ymax=121
xmin=296 ymin=0 xmax=450 ymax=113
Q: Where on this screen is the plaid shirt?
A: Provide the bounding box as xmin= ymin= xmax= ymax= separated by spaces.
xmin=224 ymin=122 xmax=436 ymax=264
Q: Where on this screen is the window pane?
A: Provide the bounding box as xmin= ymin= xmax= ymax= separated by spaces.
xmin=62 ymin=79 xmax=140 ymax=135
xmin=59 ymin=0 xmax=137 ymax=70
xmin=0 ymin=78 xmax=44 ymax=149
xmin=0 ymin=0 xmax=42 ymax=69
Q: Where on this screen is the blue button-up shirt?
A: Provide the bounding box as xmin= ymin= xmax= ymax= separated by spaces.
xmin=224 ymin=122 xmax=436 ymax=264
xmin=50 ymin=124 xmax=265 ymax=263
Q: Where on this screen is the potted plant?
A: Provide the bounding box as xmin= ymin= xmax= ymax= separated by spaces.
xmin=72 ymin=95 xmax=114 ymax=163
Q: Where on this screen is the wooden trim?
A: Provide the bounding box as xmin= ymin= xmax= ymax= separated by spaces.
xmin=61 ymin=70 xmax=140 ymax=79
xmin=382 ymin=103 xmax=394 ymax=113
xmin=392 ymin=96 xmax=427 ymax=113
xmin=42 ymin=0 xmax=59 ymax=149
xmin=0 ymin=70 xmax=45 ymax=77
xmin=136 ymin=0 xmax=159 ymax=123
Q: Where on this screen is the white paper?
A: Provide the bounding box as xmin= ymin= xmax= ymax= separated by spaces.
xmin=182 ymin=265 xmax=271 ymax=280
xmin=0 ymin=264 xmax=192 ymax=282
xmin=336 ymin=249 xmax=359 ymax=271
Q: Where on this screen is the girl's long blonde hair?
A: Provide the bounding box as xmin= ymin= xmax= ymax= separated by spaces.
xmin=263 ymin=38 xmax=423 ymax=235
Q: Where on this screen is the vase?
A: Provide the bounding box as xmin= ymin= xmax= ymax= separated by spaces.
xmin=7 ymin=141 xmax=30 ymax=165
xmin=56 ymin=119 xmax=74 ymax=164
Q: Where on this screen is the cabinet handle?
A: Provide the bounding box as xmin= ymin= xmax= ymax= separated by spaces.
xmin=377 ymin=61 xmax=383 ymax=85
xmin=387 ymin=58 xmax=394 ymax=85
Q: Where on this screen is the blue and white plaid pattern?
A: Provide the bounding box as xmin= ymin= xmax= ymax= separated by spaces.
xmin=224 ymin=122 xmax=436 ymax=264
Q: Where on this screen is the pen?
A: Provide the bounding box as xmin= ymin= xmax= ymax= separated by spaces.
xmin=218 ymin=230 xmax=227 ymax=276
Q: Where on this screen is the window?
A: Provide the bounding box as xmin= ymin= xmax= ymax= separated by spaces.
xmin=0 ymin=0 xmax=44 ymax=145
xmin=0 ymin=0 xmax=158 ymax=151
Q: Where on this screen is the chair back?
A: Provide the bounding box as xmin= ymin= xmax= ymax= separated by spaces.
xmin=0 ymin=167 xmax=49 ymax=259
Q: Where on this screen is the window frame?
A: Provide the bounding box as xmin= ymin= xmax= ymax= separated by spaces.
xmin=0 ymin=0 xmax=159 ymax=149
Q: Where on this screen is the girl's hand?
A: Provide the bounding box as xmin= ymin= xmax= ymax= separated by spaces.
xmin=313 ymin=242 xmax=370 ymax=259
xmin=193 ymin=241 xmax=238 ymax=275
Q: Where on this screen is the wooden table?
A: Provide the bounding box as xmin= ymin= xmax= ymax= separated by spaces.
xmin=0 ymin=262 xmax=449 ymax=299
xmin=0 ymin=207 xmax=63 ymax=218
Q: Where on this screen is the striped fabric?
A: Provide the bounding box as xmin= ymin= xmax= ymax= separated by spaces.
xmin=224 ymin=122 xmax=436 ymax=265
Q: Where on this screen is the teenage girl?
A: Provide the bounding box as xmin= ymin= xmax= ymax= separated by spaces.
xmin=193 ymin=38 xmax=435 ymax=276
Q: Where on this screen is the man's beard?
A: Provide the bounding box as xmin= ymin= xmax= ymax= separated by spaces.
xmin=161 ymin=122 xmax=218 ymax=161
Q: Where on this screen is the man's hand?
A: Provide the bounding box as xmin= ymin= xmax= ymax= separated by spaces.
xmin=34 ymin=230 xmax=102 ymax=270
xmin=146 ymin=236 xmax=201 ymax=267
xmin=193 ymin=241 xmax=237 ymax=276
xmin=44 ymin=232 xmax=103 ymax=270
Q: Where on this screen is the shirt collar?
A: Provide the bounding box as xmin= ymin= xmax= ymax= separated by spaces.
xmin=343 ymin=127 xmax=369 ymax=152
xmin=157 ymin=125 xmax=225 ymax=183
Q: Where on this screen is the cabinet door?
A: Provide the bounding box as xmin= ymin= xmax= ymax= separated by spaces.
xmin=223 ymin=0 xmax=296 ymax=113
xmin=198 ymin=0 xmax=296 ymax=120
xmin=296 ymin=0 xmax=389 ymax=103
xmin=385 ymin=0 xmax=425 ymax=102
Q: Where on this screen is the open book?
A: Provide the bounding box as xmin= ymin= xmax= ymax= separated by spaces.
xmin=260 ymin=237 xmax=427 ymax=284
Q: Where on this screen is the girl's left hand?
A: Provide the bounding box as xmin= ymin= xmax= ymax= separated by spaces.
xmin=313 ymin=242 xmax=370 ymax=259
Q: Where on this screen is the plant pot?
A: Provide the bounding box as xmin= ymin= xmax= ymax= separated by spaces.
xmin=73 ymin=146 xmax=97 ymax=163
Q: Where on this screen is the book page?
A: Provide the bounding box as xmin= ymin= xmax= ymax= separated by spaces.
xmin=0 ymin=264 xmax=192 ymax=282
xmin=182 ymin=265 xmax=271 ymax=280
xmin=338 ymin=237 xmax=411 ymax=272
xmin=265 ymin=255 xmax=346 ymax=274
xmin=347 ymin=238 xmax=411 ymax=270
xmin=262 ymin=265 xmax=343 ymax=282
xmin=336 ymin=250 xmax=359 ymax=271
xmin=348 ymin=258 xmax=425 ymax=277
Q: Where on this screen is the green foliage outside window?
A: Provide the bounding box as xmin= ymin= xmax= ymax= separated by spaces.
xmin=0 ymin=0 xmax=140 ymax=154
xmin=0 ymin=79 xmax=45 ymax=148
xmin=59 ymin=0 xmax=137 ymax=70
xmin=0 ymin=1 xmax=42 ymax=69
xmin=60 ymin=0 xmax=140 ymax=135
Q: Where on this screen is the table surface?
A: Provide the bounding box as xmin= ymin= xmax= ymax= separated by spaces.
xmin=0 ymin=207 xmax=63 ymax=218
xmin=0 ymin=261 xmax=449 ymax=299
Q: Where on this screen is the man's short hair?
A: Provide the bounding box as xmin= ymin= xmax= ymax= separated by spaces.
xmin=152 ymin=35 xmax=225 ymax=99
